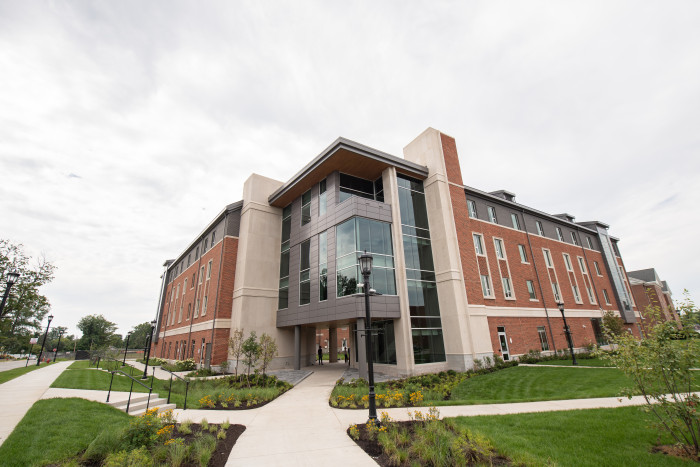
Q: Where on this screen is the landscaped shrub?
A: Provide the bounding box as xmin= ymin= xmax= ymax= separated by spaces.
xmin=186 ymin=367 xmax=218 ymax=377
xmin=141 ymin=357 xmax=167 ymax=366
xmin=162 ymin=358 xmax=196 ymax=372
xmin=82 ymin=427 xmax=125 ymax=463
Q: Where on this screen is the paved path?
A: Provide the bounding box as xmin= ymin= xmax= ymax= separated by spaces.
xmin=0 ymin=360 xmax=34 ymax=372
xmin=0 ymin=360 xmax=72 ymax=446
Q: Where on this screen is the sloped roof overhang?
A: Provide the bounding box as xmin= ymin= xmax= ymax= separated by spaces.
xmin=268 ymin=137 xmax=429 ymax=207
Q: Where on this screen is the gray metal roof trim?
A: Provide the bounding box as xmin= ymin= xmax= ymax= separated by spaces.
xmin=165 ymin=200 xmax=243 ymax=272
xmin=267 ymin=137 xmax=429 ymax=204
xmin=463 ymin=185 xmax=601 ymax=236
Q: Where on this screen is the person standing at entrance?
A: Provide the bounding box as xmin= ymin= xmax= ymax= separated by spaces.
xmin=318 ymin=345 xmax=323 ymax=365
xmin=344 ymin=347 xmax=348 ymax=364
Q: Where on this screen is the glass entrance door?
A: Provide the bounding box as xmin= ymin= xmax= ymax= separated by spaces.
xmin=497 ymin=326 xmax=510 ymax=361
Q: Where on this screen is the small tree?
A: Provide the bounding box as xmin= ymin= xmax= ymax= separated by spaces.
xmin=601 ymin=310 xmax=625 ymax=340
xmin=241 ymin=331 xmax=261 ymax=387
xmin=228 ymin=328 xmax=244 ymax=377
xmin=259 ymin=333 xmax=278 ymax=377
xmin=600 ymin=293 xmax=700 ymax=457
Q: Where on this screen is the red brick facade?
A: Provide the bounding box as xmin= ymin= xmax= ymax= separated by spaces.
xmin=631 ymin=282 xmax=680 ymax=332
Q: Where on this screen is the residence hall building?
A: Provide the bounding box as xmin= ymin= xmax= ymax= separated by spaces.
xmin=151 ymin=128 xmax=642 ymax=377
xmin=627 ymin=268 xmax=681 ymax=329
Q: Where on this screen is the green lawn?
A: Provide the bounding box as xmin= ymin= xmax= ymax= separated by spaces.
xmin=533 ymin=357 xmax=614 ymax=367
xmin=450 ymin=366 xmax=636 ymax=404
xmin=0 ymin=362 xmax=56 ymax=385
xmin=455 ymin=406 xmax=694 ymax=466
xmin=0 ymin=398 xmax=130 ymax=467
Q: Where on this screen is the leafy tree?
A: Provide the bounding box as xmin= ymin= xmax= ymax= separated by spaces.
xmin=678 ymin=290 xmax=700 ymax=328
xmin=241 ymin=331 xmax=261 ymax=387
xmin=0 ymin=239 xmax=56 ymax=352
xmin=602 ymin=310 xmax=625 ymax=340
xmin=128 ymin=322 xmax=153 ymax=350
xmin=259 ymin=333 xmax=278 ymax=377
xmin=228 ymin=328 xmax=245 ymax=377
xmin=77 ymin=314 xmax=117 ymax=350
xmin=599 ymin=295 xmax=700 ymax=457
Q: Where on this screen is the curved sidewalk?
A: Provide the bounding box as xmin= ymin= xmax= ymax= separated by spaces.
xmin=0 ymin=360 xmax=73 ymax=446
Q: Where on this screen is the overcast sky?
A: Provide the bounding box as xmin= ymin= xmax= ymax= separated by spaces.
xmin=1 ymin=1 xmax=698 ymax=338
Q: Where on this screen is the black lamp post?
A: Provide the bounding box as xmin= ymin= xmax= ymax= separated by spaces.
xmin=36 ymin=314 xmax=53 ymax=366
xmin=0 ymin=270 xmax=20 ymax=320
xmin=53 ymin=328 xmax=65 ymax=362
xmin=359 ymin=251 xmax=378 ymax=424
xmin=557 ymin=301 xmax=578 ymax=366
xmin=122 ymin=332 xmax=132 ymax=366
xmin=141 ymin=320 xmax=156 ymax=379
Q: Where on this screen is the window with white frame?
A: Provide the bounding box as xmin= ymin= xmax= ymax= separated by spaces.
xmin=594 ymin=261 xmax=602 ymax=276
xmin=586 ymin=285 xmax=595 ymax=304
xmin=572 ymin=284 xmax=582 ymax=303
xmin=556 ymin=227 xmax=564 ymax=242
xmin=494 ymin=238 xmax=505 ymax=259
xmin=526 ymin=280 xmax=537 ymax=299
xmin=552 ymin=282 xmax=561 ymax=301
xmin=511 ymin=213 xmax=521 ymax=230
xmin=518 ymin=244 xmax=528 ymax=263
xmin=202 ymin=295 xmax=208 ymax=316
xmin=206 ymin=260 xmax=212 ymax=279
xmin=480 ymin=274 xmax=493 ymax=297
xmin=473 ymin=234 xmax=485 ymax=255
xmin=502 ymin=277 xmax=513 ymax=298
xmin=487 ymin=206 xmax=497 ymax=223
xmin=537 ymin=326 xmax=549 ymax=351
xmin=603 ymin=288 xmax=611 ymax=305
xmin=563 ymin=254 xmax=573 ymax=271
xmin=577 ymin=257 xmax=586 ymax=273
xmin=536 ymin=221 xmax=544 ymax=236
xmin=586 ymin=237 xmax=594 ymax=249
xmin=543 ymin=249 xmax=553 ymax=268
xmin=467 ymin=199 xmax=477 ymax=218
xmin=571 ymin=232 xmax=579 ymax=246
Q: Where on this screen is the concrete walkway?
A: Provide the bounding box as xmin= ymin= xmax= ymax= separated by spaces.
xmin=0 ymin=360 xmax=72 ymax=446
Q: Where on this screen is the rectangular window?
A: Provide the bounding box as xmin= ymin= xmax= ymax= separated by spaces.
xmin=202 ymin=295 xmax=208 ymax=316
xmin=487 ymin=206 xmax=497 ymax=223
xmin=537 ymin=326 xmax=550 ymax=351
xmin=339 ymin=173 xmax=376 ymax=202
xmin=473 ymin=234 xmax=485 ymax=255
xmin=536 ymin=221 xmax=544 ymax=236
xmin=494 ymin=238 xmax=505 ymax=259
xmin=577 ymin=257 xmax=586 ymax=273
xmin=199 ymin=267 xmax=204 ymax=284
xmin=211 ymin=230 xmax=216 ymax=245
xmin=467 ymin=199 xmax=477 ymax=218
xmin=563 ymin=254 xmax=573 ymax=271
xmin=301 ymin=190 xmax=312 ymax=225
xmin=299 ymin=240 xmax=311 ymax=305
xmin=586 ymin=285 xmax=596 ymax=304
xmin=527 ymin=280 xmax=537 ymax=299
xmin=543 ymin=249 xmax=553 ymax=268
xmin=572 ymin=285 xmax=582 ymax=303
xmin=511 ymin=213 xmax=521 ymax=230
xmin=586 ymin=237 xmax=594 ymax=249
xmin=374 ymin=177 xmax=384 ymax=203
xmin=571 ymin=232 xmax=579 ymax=246
xmin=594 ymin=261 xmax=602 ymax=276
xmin=502 ymin=277 xmax=513 ymax=298
xmin=481 ymin=274 xmax=493 ymax=297
xmin=552 ymin=282 xmax=561 ymax=301
xmin=319 ymin=179 xmax=327 ymax=216
xmin=556 ymin=227 xmax=564 ymax=242
xmin=319 ymin=231 xmax=327 ymax=301
xmin=278 ymin=205 xmax=292 ymax=309
xmin=518 ymin=244 xmax=528 ymax=263
xmin=603 ymin=288 xmax=611 ymax=305
xmin=206 ymin=260 xmax=212 ymax=279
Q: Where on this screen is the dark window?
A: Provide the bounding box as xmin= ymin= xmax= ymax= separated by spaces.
xmin=339 ymin=173 xmax=375 ymax=202
xmin=536 ymin=221 xmax=544 ymax=236
xmin=319 ymin=180 xmax=327 ymax=216
xmin=319 ymin=231 xmax=327 ymax=301
xmin=527 ymin=280 xmax=537 ymax=299
xmin=537 ymin=326 xmax=549 ymax=351
xmin=301 ymin=190 xmax=312 ymax=225
xmin=299 ymin=240 xmax=311 ymax=305
xmin=278 ymin=205 xmax=292 ymax=309
xmin=487 ymin=206 xmax=497 ymax=223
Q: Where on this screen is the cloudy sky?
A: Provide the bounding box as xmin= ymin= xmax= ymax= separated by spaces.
xmin=1 ymin=1 xmax=698 ymax=337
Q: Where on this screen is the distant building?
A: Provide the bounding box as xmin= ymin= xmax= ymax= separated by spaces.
xmin=627 ymin=268 xmax=681 ymax=330
xmin=151 ymin=128 xmax=644 ymax=377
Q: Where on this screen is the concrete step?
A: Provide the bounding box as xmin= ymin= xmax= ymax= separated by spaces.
xmin=108 ymin=393 xmax=161 ymax=409
xmin=108 ymin=393 xmax=176 ymax=415
xmin=129 ymin=402 xmax=177 ymax=417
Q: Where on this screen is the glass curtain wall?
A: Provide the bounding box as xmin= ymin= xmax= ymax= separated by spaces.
xmin=319 ymin=231 xmax=328 ymax=301
xmin=278 ymin=205 xmax=292 ymax=309
xmin=339 ymin=173 xmax=386 ymax=203
xmin=397 ymin=174 xmax=446 ymax=364
xmin=336 ymin=217 xmax=396 ymax=297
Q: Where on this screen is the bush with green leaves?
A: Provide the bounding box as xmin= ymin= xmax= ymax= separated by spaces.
xmin=599 ymin=293 xmax=700 ymax=457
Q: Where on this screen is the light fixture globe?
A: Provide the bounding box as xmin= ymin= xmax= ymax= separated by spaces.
xmin=48 ymin=314 xmax=54 ymax=322
xmin=556 ymin=301 xmax=565 ymax=313
xmin=359 ymin=251 xmax=373 ymax=276
xmin=6 ymin=271 xmax=19 ymax=285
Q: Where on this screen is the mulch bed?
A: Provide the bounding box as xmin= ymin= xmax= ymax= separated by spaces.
xmin=203 ymin=401 xmax=271 ymax=410
xmin=349 ymin=420 xmax=513 ymax=466
xmin=651 ymin=444 xmax=700 ymax=463
xmin=171 ymin=423 xmax=246 ymax=467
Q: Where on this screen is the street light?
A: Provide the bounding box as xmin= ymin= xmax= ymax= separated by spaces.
xmin=0 ymin=270 xmax=20 ymax=320
xmin=359 ymin=251 xmax=379 ymax=424
xmin=36 ymin=314 xmax=53 ymax=366
xmin=141 ymin=320 xmax=157 ymax=379
xmin=557 ymin=301 xmax=578 ymax=366
xmin=53 ymin=328 xmax=65 ymax=362
xmin=122 ymin=332 xmax=132 ymax=366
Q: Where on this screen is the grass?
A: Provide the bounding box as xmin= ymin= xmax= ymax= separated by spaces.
xmin=533 ymin=357 xmax=614 ymax=367
xmin=0 ymin=362 xmax=56 ymax=384
xmin=51 ymin=364 xmax=290 ymax=408
xmin=454 ymin=406 xmax=693 ymax=466
xmin=0 ymin=398 xmax=130 ymax=467
xmin=450 ymin=366 xmax=636 ymax=404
